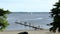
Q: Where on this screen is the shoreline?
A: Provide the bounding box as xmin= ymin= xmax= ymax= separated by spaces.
xmin=3 ymin=28 xmax=47 ymax=32
xmin=0 ymin=29 xmax=59 ymax=34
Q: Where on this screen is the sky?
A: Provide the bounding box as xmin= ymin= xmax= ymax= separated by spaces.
xmin=0 ymin=0 xmax=58 ymax=12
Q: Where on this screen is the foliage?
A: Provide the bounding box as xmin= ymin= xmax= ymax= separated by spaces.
xmin=49 ymin=0 xmax=60 ymax=33
xmin=0 ymin=8 xmax=10 ymax=31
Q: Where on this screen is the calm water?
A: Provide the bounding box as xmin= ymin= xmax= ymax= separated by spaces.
xmin=6 ymin=12 xmax=53 ymax=30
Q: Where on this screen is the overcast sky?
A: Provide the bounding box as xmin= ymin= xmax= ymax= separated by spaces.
xmin=0 ymin=0 xmax=58 ymax=12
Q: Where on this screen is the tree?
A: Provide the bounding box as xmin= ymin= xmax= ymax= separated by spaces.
xmin=49 ymin=0 xmax=60 ymax=33
xmin=0 ymin=8 xmax=10 ymax=31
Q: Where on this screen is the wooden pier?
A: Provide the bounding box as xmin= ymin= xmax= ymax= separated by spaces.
xmin=15 ymin=21 xmax=43 ymax=30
